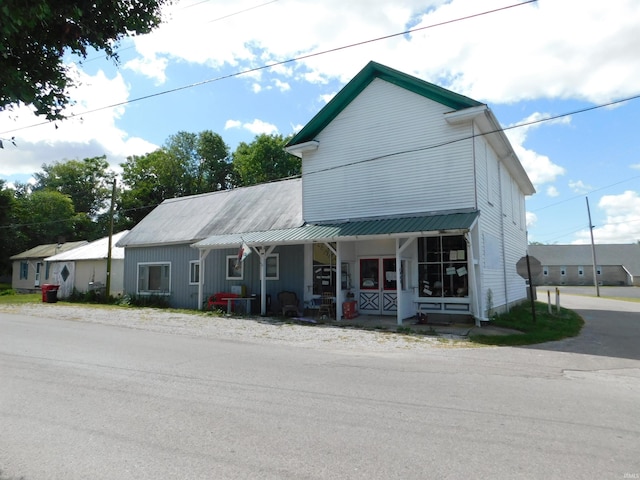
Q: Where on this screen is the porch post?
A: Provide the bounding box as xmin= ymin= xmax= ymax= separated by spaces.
xmin=336 ymin=242 xmax=343 ymax=321
xmin=396 ymin=237 xmax=416 ymax=326
xmin=395 ymin=238 xmax=402 ymax=325
xmin=465 ymin=231 xmax=482 ymax=326
xmin=197 ymin=248 xmax=211 ymax=310
xmin=258 ymin=245 xmax=276 ymax=315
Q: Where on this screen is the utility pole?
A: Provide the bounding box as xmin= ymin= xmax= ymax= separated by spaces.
xmin=106 ymin=179 xmax=116 ymax=298
xmin=586 ymin=196 xmax=600 ymax=297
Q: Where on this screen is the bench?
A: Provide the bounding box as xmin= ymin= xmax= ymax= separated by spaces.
xmin=207 ymin=292 xmax=239 ymax=311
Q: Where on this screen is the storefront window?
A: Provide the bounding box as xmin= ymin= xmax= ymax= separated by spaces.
xmin=418 ymin=235 xmax=468 ymax=298
xmin=313 ymin=243 xmax=335 ymax=294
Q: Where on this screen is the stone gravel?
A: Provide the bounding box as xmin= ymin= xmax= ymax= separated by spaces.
xmin=0 ymin=303 xmax=469 ymax=353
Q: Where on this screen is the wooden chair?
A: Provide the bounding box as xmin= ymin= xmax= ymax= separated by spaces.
xmin=278 ymin=291 xmax=299 ymax=317
xmin=317 ymin=292 xmax=335 ymax=320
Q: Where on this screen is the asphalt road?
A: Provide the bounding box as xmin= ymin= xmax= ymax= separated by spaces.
xmin=1 ymin=298 xmax=639 ymax=480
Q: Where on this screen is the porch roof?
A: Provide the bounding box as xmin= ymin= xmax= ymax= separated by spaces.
xmin=192 ymin=210 xmax=479 ymax=250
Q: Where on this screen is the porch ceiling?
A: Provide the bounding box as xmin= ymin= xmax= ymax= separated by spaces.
xmin=192 ymin=210 xmax=479 ymax=250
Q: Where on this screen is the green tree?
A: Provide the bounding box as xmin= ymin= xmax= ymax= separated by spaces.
xmin=232 ymin=134 xmax=300 ymax=186
xmin=164 ymin=130 xmax=231 ymax=194
xmin=119 ymin=149 xmax=185 ymax=227
xmin=12 ymin=190 xmax=79 ymax=250
xmin=119 ymin=131 xmax=231 ymax=227
xmin=195 ymin=130 xmax=232 ymax=192
xmin=0 ymin=180 xmax=17 ymax=275
xmin=0 ymin=0 xmax=169 ymax=120
xmin=33 ymin=156 xmax=115 ymax=217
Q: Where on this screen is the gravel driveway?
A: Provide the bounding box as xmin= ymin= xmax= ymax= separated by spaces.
xmin=0 ymin=303 xmax=460 ymax=353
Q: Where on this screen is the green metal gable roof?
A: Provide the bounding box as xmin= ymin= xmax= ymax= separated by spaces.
xmin=193 ymin=211 xmax=479 ymax=249
xmin=286 ymin=61 xmax=483 ymax=147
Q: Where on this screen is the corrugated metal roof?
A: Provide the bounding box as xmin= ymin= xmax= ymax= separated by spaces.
xmin=10 ymin=240 xmax=89 ymax=260
xmin=117 ymin=179 xmax=303 ymax=247
xmin=193 ymin=211 xmax=479 ymax=249
xmin=528 ymin=244 xmax=640 ymax=275
xmin=45 ymin=231 xmax=129 ymax=261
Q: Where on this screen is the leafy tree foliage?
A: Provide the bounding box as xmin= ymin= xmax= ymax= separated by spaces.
xmin=119 ymin=150 xmax=180 ymax=227
xmin=11 ymin=190 xmax=80 ymax=252
xmin=119 ymin=130 xmax=231 ymax=227
xmin=164 ymin=130 xmax=232 ymax=193
xmin=0 ymin=180 xmax=17 ymax=274
xmin=33 ymin=156 xmax=115 ymax=217
xmin=0 ymin=0 xmax=169 ymax=120
xmin=194 ymin=130 xmax=232 ymax=191
xmin=232 ymin=134 xmax=300 ymax=186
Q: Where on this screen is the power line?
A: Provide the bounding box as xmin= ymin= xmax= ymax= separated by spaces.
xmin=0 ymin=0 xmax=536 ymax=136
xmin=82 ymin=0 xmax=279 ymax=64
xmin=3 ymin=91 xmax=640 ymax=231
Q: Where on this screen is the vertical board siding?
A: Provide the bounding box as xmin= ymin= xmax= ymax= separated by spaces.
xmin=302 ymin=78 xmax=476 ymax=222
xmin=124 ymin=244 xmax=305 ymax=310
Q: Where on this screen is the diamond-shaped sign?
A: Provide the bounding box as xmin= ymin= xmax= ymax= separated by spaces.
xmin=60 ymin=265 xmax=70 ymax=282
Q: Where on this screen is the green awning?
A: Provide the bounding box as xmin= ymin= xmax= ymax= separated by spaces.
xmin=192 ymin=211 xmax=478 ymax=249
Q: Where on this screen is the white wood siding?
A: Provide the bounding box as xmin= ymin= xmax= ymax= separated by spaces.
xmin=473 ymin=133 xmax=528 ymax=316
xmin=302 ymin=78 xmax=476 ymax=222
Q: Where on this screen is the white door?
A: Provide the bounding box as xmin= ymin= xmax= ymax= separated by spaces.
xmin=54 ymin=262 xmax=75 ymax=299
xmin=358 ymin=257 xmax=397 ymax=315
xmin=34 ymin=262 xmax=42 ymax=287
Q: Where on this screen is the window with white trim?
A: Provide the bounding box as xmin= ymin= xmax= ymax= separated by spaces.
xmin=578 ymin=266 xmax=584 ymax=277
xmin=596 ymin=266 xmax=602 ymax=275
xmin=189 ymin=260 xmax=200 ymax=285
xmin=138 ymin=262 xmax=170 ymax=294
xmin=266 ymin=254 xmax=279 ymax=280
xmin=560 ymin=266 xmax=566 ymax=276
xmin=226 ymin=255 xmax=243 ymax=280
xmin=543 ymin=266 xmax=549 ymax=276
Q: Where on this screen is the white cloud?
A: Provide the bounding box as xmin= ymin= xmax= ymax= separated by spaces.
xmin=252 ymin=83 xmax=262 ymax=94
xmin=126 ymin=0 xmax=640 ymax=104
xmin=631 ymin=163 xmax=640 ymax=170
xmin=526 ymin=211 xmax=537 ymax=229
xmin=224 ymin=119 xmax=242 ymax=130
xmin=243 ymin=119 xmax=278 ymax=135
xmin=505 ymin=113 xmax=566 ymax=188
xmin=273 ymin=79 xmax=291 ymax=92
xmin=224 ymin=118 xmax=278 ymax=135
xmin=546 ymin=186 xmax=560 ymax=197
xmin=571 ymin=190 xmax=640 ymax=244
xmin=123 ymin=55 xmax=168 ymax=84
xmin=0 ymin=66 xmax=157 ymax=178
xmin=569 ymin=180 xmax=592 ymax=194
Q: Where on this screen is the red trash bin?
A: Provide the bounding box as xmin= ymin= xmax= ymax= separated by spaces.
xmin=41 ymin=284 xmax=60 ymax=303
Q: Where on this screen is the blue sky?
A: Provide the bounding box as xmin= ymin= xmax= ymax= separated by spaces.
xmin=1 ymin=0 xmax=640 ymax=245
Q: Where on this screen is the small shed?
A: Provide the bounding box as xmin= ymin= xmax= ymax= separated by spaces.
xmin=45 ymin=231 xmax=129 ymax=298
xmin=10 ymin=241 xmax=88 ymax=293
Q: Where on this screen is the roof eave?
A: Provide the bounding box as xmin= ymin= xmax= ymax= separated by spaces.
xmin=286 ymin=61 xmax=482 ymax=148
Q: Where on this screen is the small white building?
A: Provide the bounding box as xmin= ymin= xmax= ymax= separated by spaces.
xmin=45 ymin=231 xmax=128 ymax=298
xmin=10 ymin=241 xmax=88 ymax=293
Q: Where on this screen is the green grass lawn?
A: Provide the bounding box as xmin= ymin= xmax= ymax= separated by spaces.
xmin=470 ymin=301 xmax=584 ymax=346
xmin=0 ymin=290 xmax=585 ymax=346
xmin=0 ymin=291 xmax=40 ymax=303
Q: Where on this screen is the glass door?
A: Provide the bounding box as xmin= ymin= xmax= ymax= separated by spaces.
xmin=359 ymin=258 xmax=397 ymax=315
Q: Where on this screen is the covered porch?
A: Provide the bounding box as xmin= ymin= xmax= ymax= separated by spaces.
xmin=191 ymin=210 xmax=481 ymax=326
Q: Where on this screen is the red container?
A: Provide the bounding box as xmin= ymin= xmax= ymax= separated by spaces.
xmin=41 ymin=284 xmax=60 ymax=303
xmin=342 ymin=300 xmax=358 ymax=319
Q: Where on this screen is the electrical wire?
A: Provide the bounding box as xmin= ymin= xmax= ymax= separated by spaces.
xmin=0 ymin=0 xmax=536 ymax=136
xmin=2 ymin=92 xmax=640 ymax=232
